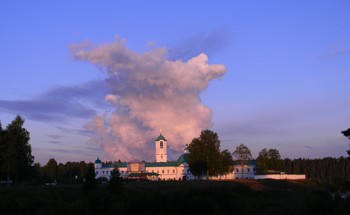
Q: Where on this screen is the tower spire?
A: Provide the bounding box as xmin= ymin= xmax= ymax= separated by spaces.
xmin=155 ymin=130 xmax=167 ymax=162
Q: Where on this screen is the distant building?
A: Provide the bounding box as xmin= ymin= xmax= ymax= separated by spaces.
xmin=232 ymin=160 xmax=256 ymax=179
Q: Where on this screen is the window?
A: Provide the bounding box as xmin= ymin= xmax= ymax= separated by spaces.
xmin=102 ymin=171 xmax=105 ymax=174
xmin=247 ymin=168 xmax=250 ymax=172
xmin=160 ymin=141 xmax=163 ymax=148
xmin=173 ymin=169 xmax=175 ymax=173
xmin=162 ymin=170 xmax=164 ymax=173
xmin=106 ymin=171 xmax=109 ymax=174
xmin=236 ymin=169 xmax=239 ymax=172
xmin=96 ymin=171 xmax=99 ymax=175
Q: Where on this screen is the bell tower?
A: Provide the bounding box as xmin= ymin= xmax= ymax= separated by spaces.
xmin=155 ymin=129 xmax=167 ymax=162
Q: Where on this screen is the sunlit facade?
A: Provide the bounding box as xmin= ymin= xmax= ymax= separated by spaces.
xmin=95 ymin=133 xmax=194 ymax=180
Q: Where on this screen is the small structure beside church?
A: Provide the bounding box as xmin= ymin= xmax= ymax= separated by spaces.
xmin=232 ymin=161 xmax=256 ymax=179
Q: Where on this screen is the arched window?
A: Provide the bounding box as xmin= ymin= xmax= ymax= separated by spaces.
xmin=160 ymin=141 xmax=163 ymax=148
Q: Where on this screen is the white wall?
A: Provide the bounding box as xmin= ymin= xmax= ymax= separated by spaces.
xmin=232 ymin=165 xmax=255 ymax=179
xmin=95 ymin=164 xmax=193 ymax=180
xmin=254 ymin=174 xmax=306 ymax=180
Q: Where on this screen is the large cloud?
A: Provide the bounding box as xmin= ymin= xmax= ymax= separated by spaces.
xmin=73 ymin=36 xmax=226 ymax=161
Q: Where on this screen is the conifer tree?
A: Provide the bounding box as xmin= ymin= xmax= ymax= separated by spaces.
xmin=341 ymin=128 xmax=350 ymax=159
xmin=108 ymin=165 xmax=123 ymax=193
xmin=83 ymin=164 xmax=97 ymax=193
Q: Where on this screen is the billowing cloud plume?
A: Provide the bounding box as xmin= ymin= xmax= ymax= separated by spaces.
xmin=73 ymin=36 xmax=226 ymax=161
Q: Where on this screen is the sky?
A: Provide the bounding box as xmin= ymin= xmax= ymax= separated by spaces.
xmin=0 ymin=1 xmax=349 ymax=165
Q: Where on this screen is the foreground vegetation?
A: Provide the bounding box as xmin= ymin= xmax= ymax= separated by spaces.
xmin=0 ymin=180 xmax=349 ymax=215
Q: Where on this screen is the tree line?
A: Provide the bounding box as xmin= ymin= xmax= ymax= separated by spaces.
xmin=187 ymin=129 xmax=350 ymax=185
xmin=1 ymin=116 xmax=349 ymax=186
xmin=0 ymin=115 xmax=95 ymax=185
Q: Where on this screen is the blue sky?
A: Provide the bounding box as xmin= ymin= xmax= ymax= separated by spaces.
xmin=1 ymin=1 xmax=349 ymax=165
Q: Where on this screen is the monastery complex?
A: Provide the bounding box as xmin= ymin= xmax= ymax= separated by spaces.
xmin=94 ymin=133 xmax=305 ymax=181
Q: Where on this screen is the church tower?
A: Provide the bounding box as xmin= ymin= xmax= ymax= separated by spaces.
xmin=155 ymin=130 xmax=167 ymax=162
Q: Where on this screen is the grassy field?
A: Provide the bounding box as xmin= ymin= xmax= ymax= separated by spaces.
xmin=0 ymin=180 xmax=349 ymax=215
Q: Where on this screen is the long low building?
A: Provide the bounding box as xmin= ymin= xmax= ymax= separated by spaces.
xmin=95 ymin=154 xmax=194 ymax=181
xmin=95 ymin=132 xmax=194 ymax=180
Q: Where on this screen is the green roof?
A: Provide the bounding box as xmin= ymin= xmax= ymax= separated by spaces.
xmin=155 ymin=134 xmax=167 ymax=141
xmin=176 ymin=153 xmax=189 ymax=164
xmin=95 ymin=157 xmax=102 ymax=164
xmin=99 ymin=154 xmax=189 ymax=169
xmin=145 ymin=153 xmax=189 ymax=167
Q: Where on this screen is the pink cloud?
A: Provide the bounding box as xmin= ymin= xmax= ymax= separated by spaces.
xmin=74 ymin=35 xmax=226 ymax=161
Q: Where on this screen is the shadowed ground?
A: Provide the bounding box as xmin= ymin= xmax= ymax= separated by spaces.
xmin=0 ymin=180 xmax=349 ymax=215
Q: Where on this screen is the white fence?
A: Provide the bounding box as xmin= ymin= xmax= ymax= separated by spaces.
xmin=254 ymin=174 xmax=306 ymax=180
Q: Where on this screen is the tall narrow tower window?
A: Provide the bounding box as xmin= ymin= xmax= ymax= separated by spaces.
xmin=160 ymin=141 xmax=163 ymax=148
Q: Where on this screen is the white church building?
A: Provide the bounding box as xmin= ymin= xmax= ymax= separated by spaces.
xmin=95 ymin=133 xmax=195 ymax=181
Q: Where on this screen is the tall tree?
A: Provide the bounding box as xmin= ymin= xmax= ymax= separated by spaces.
xmin=43 ymin=158 xmax=58 ymax=183
xmin=187 ymin=130 xmax=222 ymax=179
xmin=268 ymin=148 xmax=282 ymax=171
xmin=232 ymin=144 xmax=252 ymax=178
xmin=341 ymin=128 xmax=350 ymax=158
xmin=256 ymin=148 xmax=269 ymax=172
xmin=187 ymin=137 xmax=206 ymax=179
xmin=83 ymin=163 xmax=97 ymax=193
xmin=0 ymin=122 xmax=4 ymax=179
xmin=256 ymin=148 xmax=282 ymax=172
xmin=0 ymin=115 xmax=34 ymax=182
xmin=218 ymin=149 xmax=234 ymax=177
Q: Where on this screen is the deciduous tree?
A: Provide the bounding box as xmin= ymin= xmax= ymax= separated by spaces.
xmin=256 ymin=148 xmax=269 ymax=172
xmin=42 ymin=158 xmax=58 ymax=183
xmin=0 ymin=115 xmax=34 ymax=182
xmin=268 ymin=148 xmax=282 ymax=171
xmin=256 ymin=148 xmax=282 ymax=172
xmin=218 ymin=149 xmax=234 ymax=177
xmin=188 ymin=130 xmax=226 ymax=179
